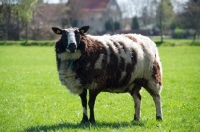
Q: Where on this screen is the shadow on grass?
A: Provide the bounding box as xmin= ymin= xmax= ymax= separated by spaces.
xmin=25 ymin=121 xmax=145 ymax=131
xmin=155 ymin=41 xmax=164 ymax=47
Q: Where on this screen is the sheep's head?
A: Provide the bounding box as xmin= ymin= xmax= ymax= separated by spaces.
xmin=52 ymin=26 xmax=89 ymax=53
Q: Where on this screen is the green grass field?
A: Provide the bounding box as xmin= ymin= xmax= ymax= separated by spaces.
xmin=0 ymin=45 xmax=200 ymax=131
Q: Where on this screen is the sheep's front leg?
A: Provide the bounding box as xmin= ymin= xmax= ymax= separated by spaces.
xmin=130 ymin=86 xmax=142 ymax=120
xmin=88 ymin=90 xmax=99 ymax=124
xmin=79 ymin=89 xmax=89 ymax=123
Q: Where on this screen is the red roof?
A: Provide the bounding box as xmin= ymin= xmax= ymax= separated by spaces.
xmin=72 ymin=0 xmax=110 ymax=12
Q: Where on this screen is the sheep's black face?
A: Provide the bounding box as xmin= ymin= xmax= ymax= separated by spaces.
xmin=52 ymin=26 xmax=89 ymax=53
xmin=61 ymin=29 xmax=80 ymax=53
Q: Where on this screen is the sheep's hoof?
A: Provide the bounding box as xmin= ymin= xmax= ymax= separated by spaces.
xmin=80 ymin=120 xmax=89 ymax=124
xmin=80 ymin=118 xmax=89 ymax=124
xmin=89 ymin=119 xmax=96 ymax=124
xmin=156 ymin=116 xmax=162 ymax=121
xmin=134 ymin=114 xmax=140 ymax=121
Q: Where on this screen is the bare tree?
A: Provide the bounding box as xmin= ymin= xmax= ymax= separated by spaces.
xmin=140 ymin=0 xmax=157 ymax=26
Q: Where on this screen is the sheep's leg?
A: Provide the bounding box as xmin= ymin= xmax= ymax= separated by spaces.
xmin=88 ymin=90 xmax=99 ymax=123
xmin=151 ymin=93 xmax=162 ymax=120
xmin=145 ymin=82 xmax=163 ymax=120
xmin=79 ymin=88 xmax=89 ymax=123
xmin=130 ymin=86 xmax=142 ymax=120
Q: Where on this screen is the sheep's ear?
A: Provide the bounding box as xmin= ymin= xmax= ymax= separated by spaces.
xmin=52 ymin=27 xmax=62 ymax=35
xmin=79 ymin=26 xmax=89 ymax=34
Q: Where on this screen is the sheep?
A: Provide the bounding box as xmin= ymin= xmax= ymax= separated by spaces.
xmin=52 ymin=26 xmax=163 ymax=123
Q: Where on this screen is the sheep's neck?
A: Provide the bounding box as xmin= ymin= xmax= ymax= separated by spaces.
xmin=68 ymin=60 xmax=74 ymax=67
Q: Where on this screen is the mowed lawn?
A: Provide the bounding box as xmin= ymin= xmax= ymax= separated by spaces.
xmin=0 ymin=45 xmax=200 ymax=131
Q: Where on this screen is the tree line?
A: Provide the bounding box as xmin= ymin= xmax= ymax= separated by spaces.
xmin=0 ymin=0 xmax=37 ymax=41
xmin=0 ymin=0 xmax=200 ymax=43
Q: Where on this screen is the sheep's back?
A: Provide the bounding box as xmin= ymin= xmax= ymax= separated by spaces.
xmin=74 ymin=34 xmax=161 ymax=92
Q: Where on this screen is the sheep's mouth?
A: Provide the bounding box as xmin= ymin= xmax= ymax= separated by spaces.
xmin=66 ymin=49 xmax=76 ymax=53
xmin=70 ymin=50 xmax=76 ymax=53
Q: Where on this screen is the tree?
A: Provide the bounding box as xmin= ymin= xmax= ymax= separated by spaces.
xmin=63 ymin=0 xmax=84 ymax=27
xmin=0 ymin=0 xmax=18 ymax=40
xmin=140 ymin=0 xmax=158 ymax=27
xmin=17 ymin=0 xmax=38 ymax=42
xmin=178 ymin=0 xmax=200 ymax=44
xmin=37 ymin=0 xmax=43 ymax=4
xmin=155 ymin=0 xmax=175 ymax=42
xmin=132 ymin=16 xmax=139 ymax=30
xmin=105 ymin=19 xmax=121 ymax=31
xmin=0 ymin=0 xmax=38 ymax=40
xmin=105 ymin=20 xmax=113 ymax=31
xmin=114 ymin=22 xmax=121 ymax=30
xmin=141 ymin=7 xmax=148 ymax=26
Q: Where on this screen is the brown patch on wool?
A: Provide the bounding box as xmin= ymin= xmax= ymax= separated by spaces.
xmin=71 ymin=35 xmax=138 ymax=92
xmin=120 ymin=49 xmax=137 ymax=87
xmin=107 ymin=39 xmax=137 ymax=88
xmin=74 ymin=35 xmax=108 ymax=87
xmin=152 ymin=59 xmax=162 ymax=86
xmin=110 ymin=39 xmax=125 ymax=71
xmin=119 ymin=57 xmax=125 ymax=71
xmin=105 ymin=42 xmax=122 ymax=88
xmin=124 ymin=35 xmax=138 ymax=43
xmin=107 ymin=40 xmax=137 ymax=89
xmin=124 ymin=34 xmax=147 ymax=52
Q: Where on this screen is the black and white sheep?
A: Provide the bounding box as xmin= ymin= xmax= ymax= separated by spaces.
xmin=52 ymin=26 xmax=163 ymax=123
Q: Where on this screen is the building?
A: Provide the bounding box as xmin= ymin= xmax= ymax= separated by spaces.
xmin=30 ymin=0 xmax=122 ymax=39
xmin=69 ymin=0 xmax=122 ymax=33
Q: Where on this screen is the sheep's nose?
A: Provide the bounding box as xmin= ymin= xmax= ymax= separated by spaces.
xmin=68 ymin=43 xmax=76 ymax=53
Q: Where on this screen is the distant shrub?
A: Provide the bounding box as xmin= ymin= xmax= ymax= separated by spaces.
xmin=132 ymin=16 xmax=140 ymax=30
xmin=172 ymin=28 xmax=195 ymax=39
xmin=0 ymin=40 xmax=54 ymax=46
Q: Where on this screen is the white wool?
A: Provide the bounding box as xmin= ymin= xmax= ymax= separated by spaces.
xmin=58 ymin=50 xmax=81 ymax=61
xmin=94 ymin=54 xmax=104 ymax=69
